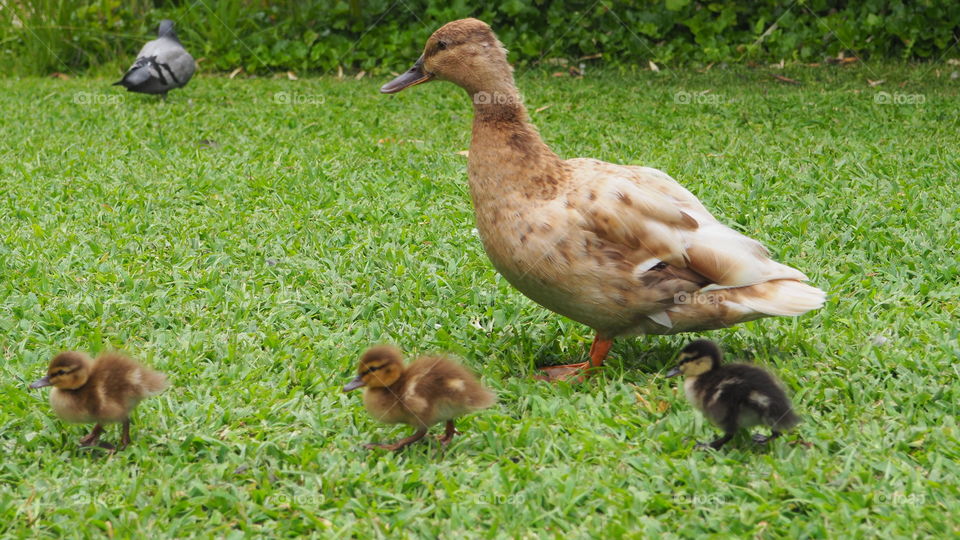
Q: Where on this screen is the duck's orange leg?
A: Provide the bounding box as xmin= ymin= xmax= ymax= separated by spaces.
xmin=536 ymin=335 xmax=613 ymax=382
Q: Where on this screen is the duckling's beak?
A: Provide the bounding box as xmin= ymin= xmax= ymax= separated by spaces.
xmin=665 ymin=366 xmax=681 ymax=378
xmin=29 ymin=376 xmax=52 ymax=389
xmin=380 ymin=56 xmax=432 ymax=94
xmin=343 ymin=375 xmax=366 ymax=392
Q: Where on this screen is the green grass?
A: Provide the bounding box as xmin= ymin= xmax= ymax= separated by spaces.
xmin=1 ymin=63 xmax=958 ymax=538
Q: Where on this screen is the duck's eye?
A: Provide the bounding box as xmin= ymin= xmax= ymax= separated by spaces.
xmin=437 ymin=40 xmax=447 ymax=50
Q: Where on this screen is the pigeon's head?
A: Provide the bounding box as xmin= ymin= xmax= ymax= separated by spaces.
xmin=157 ymin=19 xmax=178 ymax=40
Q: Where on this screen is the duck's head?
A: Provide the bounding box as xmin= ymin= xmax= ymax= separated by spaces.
xmin=666 ymin=339 xmax=722 ymax=378
xmin=29 ymin=351 xmax=93 ymax=390
xmin=343 ymin=345 xmax=405 ymax=392
xmin=380 ymin=18 xmax=511 ymax=96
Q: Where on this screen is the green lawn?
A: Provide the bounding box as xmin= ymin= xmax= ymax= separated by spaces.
xmin=1 ymin=64 xmax=958 ymax=538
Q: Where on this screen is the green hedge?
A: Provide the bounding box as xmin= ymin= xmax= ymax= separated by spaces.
xmin=2 ymin=0 xmax=959 ymax=76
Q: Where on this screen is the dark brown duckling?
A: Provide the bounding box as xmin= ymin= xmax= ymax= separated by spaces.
xmin=343 ymin=345 xmax=496 ymax=451
xmin=29 ymin=351 xmax=168 ymax=450
xmin=666 ymin=339 xmax=800 ymax=450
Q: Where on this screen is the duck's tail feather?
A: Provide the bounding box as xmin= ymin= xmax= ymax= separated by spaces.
xmin=633 ymin=279 xmax=825 ymax=335
xmin=731 ymin=279 xmax=826 ymax=317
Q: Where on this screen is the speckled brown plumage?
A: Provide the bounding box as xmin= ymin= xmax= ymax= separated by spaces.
xmin=381 ymin=18 xmax=825 ymax=381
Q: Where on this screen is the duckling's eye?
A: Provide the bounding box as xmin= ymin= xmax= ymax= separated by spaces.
xmin=54 ymin=369 xmax=67 ymax=376
xmin=437 ymin=40 xmax=447 ymax=50
xmin=360 ymin=364 xmax=385 ymax=377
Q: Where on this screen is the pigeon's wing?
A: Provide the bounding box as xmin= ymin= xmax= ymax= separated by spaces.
xmin=117 ymin=38 xmax=194 ymax=91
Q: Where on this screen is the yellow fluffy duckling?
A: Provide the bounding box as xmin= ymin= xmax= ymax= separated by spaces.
xmin=666 ymin=340 xmax=800 ymax=450
xmin=29 ymin=351 xmax=168 ymax=450
xmin=343 ymin=345 xmax=496 ymax=451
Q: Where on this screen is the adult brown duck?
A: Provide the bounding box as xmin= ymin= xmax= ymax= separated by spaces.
xmin=381 ymin=18 xmax=825 ymax=381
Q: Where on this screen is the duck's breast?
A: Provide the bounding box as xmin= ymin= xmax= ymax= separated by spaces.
xmin=474 ymin=195 xmax=686 ymax=332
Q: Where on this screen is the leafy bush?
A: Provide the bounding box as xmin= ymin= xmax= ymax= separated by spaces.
xmin=1 ymin=0 xmax=958 ymax=76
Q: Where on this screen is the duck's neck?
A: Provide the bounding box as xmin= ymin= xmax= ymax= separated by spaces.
xmin=467 ymin=82 xmax=567 ymax=203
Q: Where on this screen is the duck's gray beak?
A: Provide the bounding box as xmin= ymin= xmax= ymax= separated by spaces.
xmin=343 ymin=375 xmax=366 ymax=392
xmin=380 ymin=56 xmax=432 ymax=94
xmin=29 ymin=376 xmax=52 ymax=389
xmin=665 ymin=367 xmax=681 ymax=378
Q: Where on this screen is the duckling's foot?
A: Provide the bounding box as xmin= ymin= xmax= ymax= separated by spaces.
xmin=364 ymin=428 xmax=428 ymax=452
xmin=535 ymin=336 xmax=613 ymax=382
xmin=78 ymin=424 xmax=106 ymax=447
xmin=436 ymin=420 xmax=458 ymax=446
xmin=697 ymin=432 xmax=734 ymax=450
xmin=752 ymin=431 xmax=781 ymax=445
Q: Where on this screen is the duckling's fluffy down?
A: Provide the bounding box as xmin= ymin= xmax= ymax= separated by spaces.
xmin=51 ymin=353 xmax=168 ymax=424
xmin=687 ymin=364 xmax=800 ymax=432
xmin=364 ymin=356 xmax=495 ymax=429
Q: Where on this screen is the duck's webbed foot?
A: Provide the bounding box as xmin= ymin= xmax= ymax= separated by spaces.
xmin=535 ymin=336 xmax=612 ymax=383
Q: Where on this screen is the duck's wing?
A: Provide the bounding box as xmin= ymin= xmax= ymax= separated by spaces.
xmin=568 ymin=159 xmax=811 ymax=288
xmin=565 ymin=159 xmax=823 ymax=325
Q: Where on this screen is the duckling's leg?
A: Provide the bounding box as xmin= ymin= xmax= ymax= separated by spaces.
xmin=536 ymin=335 xmax=613 ymax=382
xmin=697 ymin=406 xmax=739 ymax=450
xmin=752 ymin=431 xmax=781 ymax=445
xmin=437 ymin=420 xmax=458 ymax=446
xmin=78 ymin=424 xmax=115 ymax=450
xmin=697 ymin=431 xmax=735 ymax=450
xmin=364 ymin=428 xmax=429 ymax=451
xmin=119 ymin=419 xmax=132 ymax=449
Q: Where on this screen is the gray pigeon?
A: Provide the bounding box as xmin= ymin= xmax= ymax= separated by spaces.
xmin=115 ymin=20 xmax=195 ymax=98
